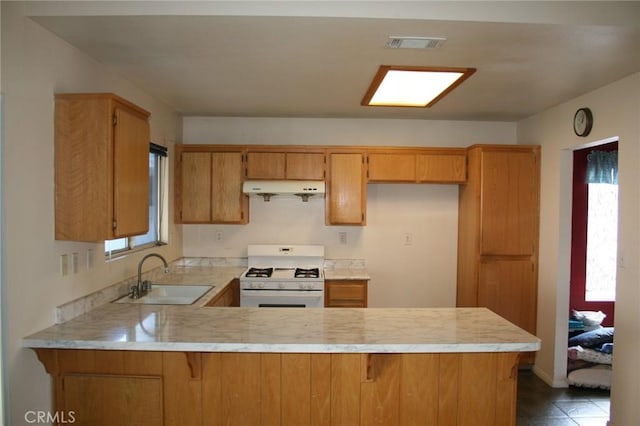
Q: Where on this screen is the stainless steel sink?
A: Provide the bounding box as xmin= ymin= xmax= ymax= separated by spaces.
xmin=114 ymin=284 xmax=213 ymax=305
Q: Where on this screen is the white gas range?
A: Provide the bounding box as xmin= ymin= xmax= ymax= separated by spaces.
xmin=240 ymin=245 xmax=325 ymax=308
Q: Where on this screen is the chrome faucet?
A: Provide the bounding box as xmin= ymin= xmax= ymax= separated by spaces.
xmin=130 ymin=253 xmax=170 ymax=299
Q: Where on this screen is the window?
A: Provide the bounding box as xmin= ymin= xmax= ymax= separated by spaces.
xmin=584 ymin=147 xmax=618 ymax=302
xmin=105 ymin=143 xmax=168 ymax=257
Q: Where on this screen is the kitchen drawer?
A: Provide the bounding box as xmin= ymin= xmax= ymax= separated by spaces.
xmin=325 ymin=280 xmax=368 ymax=307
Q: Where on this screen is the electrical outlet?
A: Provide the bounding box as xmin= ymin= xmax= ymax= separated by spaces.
xmin=60 ymin=254 xmax=68 ymax=276
xmin=403 ymin=233 xmax=413 ymax=246
xmin=215 ymin=231 xmax=223 ymax=241
xmin=71 ymin=253 xmax=79 ymax=274
xmin=339 ymin=232 xmax=347 ymax=245
xmin=86 ymin=249 xmax=94 ymax=269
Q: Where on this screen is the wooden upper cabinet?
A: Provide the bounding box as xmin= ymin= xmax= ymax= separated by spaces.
xmin=286 ymin=152 xmax=325 ymax=180
xmin=179 ymin=152 xmax=213 ymax=223
xmin=55 ymin=93 xmax=150 ymax=241
xmin=367 ymin=151 xmax=466 ymax=183
xmin=177 ymin=149 xmax=247 ymax=224
xmin=480 ymin=149 xmax=538 ymax=255
xmin=246 ymin=152 xmax=286 ymax=179
xmin=416 ymin=154 xmax=466 ymax=183
xmin=246 ymin=151 xmax=325 ymax=180
xmin=326 ymin=153 xmax=366 ymax=225
xmin=367 ymin=154 xmax=416 ymax=182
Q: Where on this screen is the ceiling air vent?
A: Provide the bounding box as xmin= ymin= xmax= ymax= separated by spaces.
xmin=386 ymin=36 xmax=447 ymax=49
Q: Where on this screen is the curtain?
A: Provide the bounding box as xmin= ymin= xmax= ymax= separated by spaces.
xmin=586 ymin=150 xmax=618 ymax=184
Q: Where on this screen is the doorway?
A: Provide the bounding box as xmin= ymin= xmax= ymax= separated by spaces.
xmin=570 ymin=141 xmax=618 ymax=326
xmin=566 ymin=141 xmax=617 ymax=392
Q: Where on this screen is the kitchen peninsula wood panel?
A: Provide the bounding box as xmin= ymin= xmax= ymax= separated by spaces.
xmin=35 ymin=349 xmax=521 ymax=426
xmin=457 ymin=145 xmax=540 ymax=364
xmin=55 ymin=93 xmax=150 ymax=241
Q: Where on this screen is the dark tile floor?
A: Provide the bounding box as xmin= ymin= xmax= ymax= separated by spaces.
xmin=517 ymin=370 xmax=611 ymax=426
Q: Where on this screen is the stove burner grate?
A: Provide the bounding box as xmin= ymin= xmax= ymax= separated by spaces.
xmin=245 ymin=267 xmax=274 ymax=278
xmin=294 ymin=267 xmax=320 ymax=279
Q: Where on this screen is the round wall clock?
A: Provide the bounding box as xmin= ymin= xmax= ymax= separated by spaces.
xmin=573 ymin=107 xmax=593 ymax=137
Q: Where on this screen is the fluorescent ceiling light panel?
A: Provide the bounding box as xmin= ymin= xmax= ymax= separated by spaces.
xmin=362 ymin=66 xmax=476 ymax=108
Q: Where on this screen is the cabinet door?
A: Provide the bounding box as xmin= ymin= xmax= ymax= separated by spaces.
xmin=63 ymin=374 xmax=163 ymax=426
xmin=286 ymin=153 xmax=325 ymax=180
xmin=478 ymin=258 xmax=537 ymax=334
xmin=416 ymin=154 xmax=466 ymax=183
xmin=246 ymin=152 xmax=285 ymax=179
xmin=180 ymin=152 xmax=213 ymax=223
xmin=55 ymin=93 xmax=150 ymax=241
xmin=367 ymin=154 xmax=416 ymax=182
xmin=112 ymin=106 xmax=150 ymax=237
xmin=211 ymin=152 xmax=246 ymax=223
xmin=480 ymin=150 xmax=538 ymax=255
xmin=179 ymin=151 xmax=247 ymax=224
xmin=327 ymin=153 xmax=366 ymax=225
xmin=325 ymin=280 xmax=368 ymax=307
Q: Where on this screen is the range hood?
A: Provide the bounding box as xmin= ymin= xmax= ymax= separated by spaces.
xmin=242 ymin=180 xmax=325 ymax=202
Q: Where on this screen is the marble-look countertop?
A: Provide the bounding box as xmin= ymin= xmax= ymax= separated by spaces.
xmin=24 ymin=306 xmax=539 ymax=354
xmin=324 ymin=269 xmax=371 ymax=280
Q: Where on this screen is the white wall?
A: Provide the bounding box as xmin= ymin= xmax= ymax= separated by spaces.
xmin=183 ymin=117 xmax=517 ymax=308
xmin=517 ymin=72 xmax=640 ymax=425
xmin=1 ymin=4 xmax=183 ymax=425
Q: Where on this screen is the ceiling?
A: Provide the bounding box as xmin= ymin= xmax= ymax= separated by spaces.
xmin=28 ymin=1 xmax=640 ymax=121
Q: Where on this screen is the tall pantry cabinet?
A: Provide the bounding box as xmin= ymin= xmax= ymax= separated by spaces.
xmin=457 ymin=145 xmax=540 ymax=363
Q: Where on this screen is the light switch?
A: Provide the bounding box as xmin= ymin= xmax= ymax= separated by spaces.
xmin=339 ymin=232 xmax=347 ymax=245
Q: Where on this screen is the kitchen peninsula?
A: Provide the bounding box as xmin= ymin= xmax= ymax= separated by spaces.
xmin=25 ymin=306 xmax=539 ymax=426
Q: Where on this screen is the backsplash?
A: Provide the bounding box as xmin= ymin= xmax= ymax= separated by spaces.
xmin=55 ymin=256 xmax=366 ymax=323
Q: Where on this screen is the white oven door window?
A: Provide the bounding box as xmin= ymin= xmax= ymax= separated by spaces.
xmin=240 ymin=290 xmax=324 ymax=308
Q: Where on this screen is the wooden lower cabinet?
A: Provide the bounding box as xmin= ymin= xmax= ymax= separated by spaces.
xmin=205 ymin=279 xmax=240 ymax=307
xmin=325 ymin=280 xmax=368 ymax=307
xmin=35 ymin=349 xmax=521 ymax=426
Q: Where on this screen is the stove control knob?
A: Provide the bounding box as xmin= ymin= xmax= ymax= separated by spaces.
xmin=279 ymin=283 xmax=285 ymax=289
xmin=250 ymin=283 xmax=257 ymax=289
xmin=258 ymin=283 xmax=265 ymax=289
